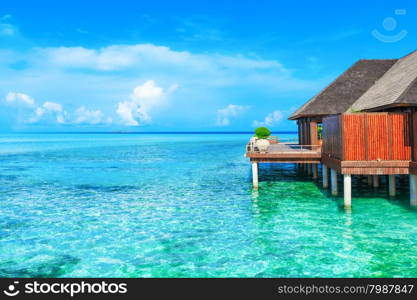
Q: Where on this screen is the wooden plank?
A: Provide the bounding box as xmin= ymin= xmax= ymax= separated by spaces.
xmin=413 ymin=111 xmax=417 ymax=161
xmin=250 ymin=158 xmax=321 ymax=163
xmin=366 ymin=113 xmax=389 ymax=160
xmin=364 ymin=112 xmax=369 ymax=160
xmin=246 ymin=152 xmax=321 ymax=159
xmin=388 ymin=113 xmax=393 ymax=160
xmin=322 ymin=115 xmax=342 ymax=159
xmin=310 ymin=121 xmax=318 ymax=145
xmin=343 ymin=114 xmax=366 ymax=160
xmin=341 ymin=160 xmax=410 ymax=167
xmin=340 ymin=114 xmax=344 ymax=161
xmin=341 ymin=167 xmax=409 ymax=175
xmin=322 ymin=155 xmax=409 ymax=175
xmin=390 ymin=113 xmax=411 ymax=160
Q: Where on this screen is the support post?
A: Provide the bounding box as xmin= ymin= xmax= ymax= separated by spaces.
xmin=410 ymin=174 xmax=417 ymax=207
xmin=344 ymin=174 xmax=352 ymax=207
xmin=307 ymin=164 xmax=312 ymax=176
xmin=367 ymin=175 xmax=372 ymax=186
xmin=312 ymin=164 xmax=318 ymax=179
xmin=309 ymin=121 xmax=319 ymax=146
xmin=252 ymin=162 xmax=259 ymax=189
xmin=388 ymin=175 xmax=396 ymax=197
xmin=372 ymin=175 xmax=379 ymax=188
xmin=331 ymin=169 xmax=338 ymax=196
xmin=322 ymin=165 xmax=329 ymax=188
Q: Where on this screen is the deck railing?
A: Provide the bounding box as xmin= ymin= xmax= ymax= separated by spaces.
xmin=278 ymin=144 xmax=322 ymax=152
xmin=271 ymin=137 xmax=299 ymax=144
xmin=246 ymin=140 xmax=321 ymax=153
xmin=266 ymin=136 xmax=299 ymax=144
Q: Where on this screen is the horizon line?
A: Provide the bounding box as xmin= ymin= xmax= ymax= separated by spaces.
xmin=4 ymin=131 xmax=298 ymax=134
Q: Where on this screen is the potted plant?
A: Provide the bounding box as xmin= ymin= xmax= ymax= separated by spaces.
xmin=317 ymin=124 xmax=323 ymax=146
xmin=254 ymin=127 xmax=271 ymax=152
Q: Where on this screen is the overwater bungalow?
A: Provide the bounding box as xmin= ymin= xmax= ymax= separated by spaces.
xmin=246 ymin=50 xmax=417 ymax=208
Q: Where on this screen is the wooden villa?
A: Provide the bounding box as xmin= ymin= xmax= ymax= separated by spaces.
xmin=246 ymin=50 xmax=417 ymax=208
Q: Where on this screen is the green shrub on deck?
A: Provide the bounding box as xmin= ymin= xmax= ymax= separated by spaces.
xmin=254 ymin=127 xmax=271 ymax=139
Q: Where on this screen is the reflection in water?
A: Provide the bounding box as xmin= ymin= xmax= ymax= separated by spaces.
xmin=251 ymin=189 xmax=259 ymax=202
xmin=343 ymin=210 xmax=353 ymax=252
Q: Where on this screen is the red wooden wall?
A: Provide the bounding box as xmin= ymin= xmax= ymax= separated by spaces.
xmin=365 ymin=113 xmax=389 ymax=160
xmin=391 ymin=113 xmax=411 ymax=160
xmin=343 ymin=114 xmax=366 ymax=160
xmin=323 ymin=113 xmax=411 ymax=161
xmin=413 ymin=111 xmax=417 ymax=162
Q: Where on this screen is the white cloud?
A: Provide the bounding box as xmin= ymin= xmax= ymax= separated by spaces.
xmin=3 ymin=92 xmax=111 ymax=126
xmin=28 ymin=101 xmax=67 ymax=124
xmin=252 ymin=110 xmax=284 ymax=127
xmin=116 ymin=80 xmax=178 ymax=126
xmin=27 ymin=107 xmax=45 ymax=123
xmin=43 ymin=101 xmax=63 ymax=112
xmin=42 ymin=47 xmax=97 ymax=69
xmin=39 ymin=45 xmax=189 ymax=71
xmin=0 ymin=15 xmax=17 ymax=36
xmin=37 ymin=44 xmax=287 ymax=75
xmin=1 ymin=43 xmax=326 ymax=130
xmin=5 ymin=92 xmax=35 ymax=106
xmin=116 ymin=101 xmax=138 ymax=126
xmin=0 ymin=23 xmax=16 ymax=36
xmin=29 ymin=43 xmax=321 ymax=100
xmin=216 ymin=104 xmax=250 ymax=126
xmin=74 ymin=106 xmax=105 ymax=124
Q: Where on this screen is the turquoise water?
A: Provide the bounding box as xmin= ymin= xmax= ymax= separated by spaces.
xmin=1 ymin=133 xmax=417 ymax=278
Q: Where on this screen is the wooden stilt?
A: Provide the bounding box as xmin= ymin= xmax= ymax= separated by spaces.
xmin=252 ymin=162 xmax=259 ymax=188
xmin=307 ymin=164 xmax=312 ymax=176
xmin=322 ymin=165 xmax=329 ymax=188
xmin=312 ymin=164 xmax=318 ymax=179
xmin=344 ymin=174 xmax=352 ymax=207
xmin=388 ymin=175 xmax=396 ymax=197
xmin=367 ymin=175 xmax=372 ymax=186
xmin=410 ymin=174 xmax=417 ymax=207
xmin=372 ymin=175 xmax=379 ymax=188
xmin=331 ymin=169 xmax=338 ymax=196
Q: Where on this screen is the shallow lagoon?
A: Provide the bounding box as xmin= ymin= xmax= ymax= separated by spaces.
xmin=1 ymin=133 xmax=417 ymax=277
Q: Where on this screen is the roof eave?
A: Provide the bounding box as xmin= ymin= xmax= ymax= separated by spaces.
xmin=288 ymin=113 xmax=335 ymax=120
xmin=360 ymin=103 xmax=417 ymax=112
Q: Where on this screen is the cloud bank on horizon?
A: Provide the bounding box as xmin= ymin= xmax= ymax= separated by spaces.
xmin=1 ymin=40 xmax=321 ymax=131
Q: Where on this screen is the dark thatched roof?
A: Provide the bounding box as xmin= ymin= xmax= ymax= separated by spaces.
xmin=289 ymin=59 xmax=397 ymax=120
xmin=351 ymin=50 xmax=417 ymax=111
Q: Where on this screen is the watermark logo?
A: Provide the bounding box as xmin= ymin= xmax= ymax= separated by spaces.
xmin=2 ymin=281 xmax=127 ymax=297
xmin=3 ymin=281 xmax=20 ymax=297
xmin=372 ymin=9 xmax=407 ymax=43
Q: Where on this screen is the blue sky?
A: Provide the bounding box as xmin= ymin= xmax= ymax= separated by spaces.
xmin=0 ymin=0 xmax=416 ymax=132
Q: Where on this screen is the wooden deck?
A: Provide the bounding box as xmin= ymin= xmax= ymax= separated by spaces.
xmin=322 ymin=153 xmax=410 ymax=175
xmin=246 ymin=142 xmax=321 ymax=163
